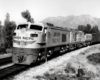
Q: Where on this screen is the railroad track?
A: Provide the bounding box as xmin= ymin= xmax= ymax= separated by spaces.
xmin=0 ymin=57 xmax=12 ymax=66
xmin=0 ymin=64 xmax=26 ymax=79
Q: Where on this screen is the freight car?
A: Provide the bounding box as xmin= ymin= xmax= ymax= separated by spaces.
xmin=12 ymin=22 xmax=92 ymax=65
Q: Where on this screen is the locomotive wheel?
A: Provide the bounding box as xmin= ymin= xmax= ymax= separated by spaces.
xmin=65 ymin=46 xmax=68 ymax=51
xmin=83 ymin=42 xmax=86 ymax=47
xmin=65 ymin=48 xmax=68 ymax=52
xmin=36 ymin=55 xmax=42 ymax=62
xmin=88 ymin=42 xmax=90 ymax=45
xmin=68 ymin=45 xmax=71 ymax=50
xmin=39 ymin=53 xmax=42 ymax=56
xmin=69 ymin=45 xmax=73 ymax=50
xmin=66 ymin=45 xmax=69 ymax=51
xmin=86 ymin=42 xmax=88 ymax=46
xmin=79 ymin=44 xmax=82 ymax=48
xmin=40 ymin=51 xmax=47 ymax=62
xmin=60 ymin=47 xmax=64 ymax=53
xmin=41 ymin=54 xmax=47 ymax=62
xmin=63 ymin=47 xmax=66 ymax=52
xmin=47 ymin=50 xmax=53 ymax=57
xmin=37 ymin=57 xmax=41 ymax=62
xmin=37 ymin=52 xmax=43 ymax=62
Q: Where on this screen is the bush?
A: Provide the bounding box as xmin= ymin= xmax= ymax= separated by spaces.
xmin=87 ymin=71 xmax=96 ymax=78
xmin=87 ymin=53 xmax=100 ymax=64
xmin=65 ymin=62 xmax=76 ymax=73
xmin=43 ymin=73 xmax=71 ymax=80
xmin=0 ymin=48 xmax=6 ymax=54
xmin=80 ymin=52 xmax=85 ymax=55
xmin=6 ymin=48 xmax=12 ymax=53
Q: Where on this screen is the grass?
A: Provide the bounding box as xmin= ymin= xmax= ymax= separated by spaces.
xmin=87 ymin=52 xmax=100 ymax=65
xmin=35 ymin=62 xmax=77 ymax=80
xmin=39 ymin=73 xmax=77 ymax=80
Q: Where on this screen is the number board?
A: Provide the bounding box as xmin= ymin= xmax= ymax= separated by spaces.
xmin=20 ymin=41 xmax=26 ymax=46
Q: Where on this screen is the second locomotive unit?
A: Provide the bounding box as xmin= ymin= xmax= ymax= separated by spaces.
xmin=12 ymin=22 xmax=92 ymax=65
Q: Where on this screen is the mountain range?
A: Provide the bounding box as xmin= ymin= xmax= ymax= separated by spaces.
xmin=42 ymin=15 xmax=100 ymax=29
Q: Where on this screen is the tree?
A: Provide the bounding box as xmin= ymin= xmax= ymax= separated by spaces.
xmin=0 ymin=21 xmax=1 ymax=25
xmin=6 ymin=13 xmax=10 ymax=21
xmin=0 ymin=22 xmax=3 ymax=47
xmin=78 ymin=25 xmax=86 ymax=32
xmin=91 ymin=25 xmax=99 ymax=33
xmin=78 ymin=24 xmax=92 ymax=33
xmin=4 ymin=13 xmax=16 ymax=48
xmin=85 ymin=24 xmax=91 ymax=33
xmin=21 ymin=10 xmax=34 ymax=23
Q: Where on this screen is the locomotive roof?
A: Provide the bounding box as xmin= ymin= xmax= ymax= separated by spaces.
xmin=17 ymin=22 xmax=83 ymax=33
xmin=43 ymin=22 xmax=70 ymax=31
xmin=18 ymin=22 xmax=44 ymax=26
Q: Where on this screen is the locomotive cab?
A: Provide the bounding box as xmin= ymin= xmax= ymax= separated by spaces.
xmin=13 ymin=23 xmax=45 ymax=44
xmin=12 ymin=23 xmax=47 ymax=65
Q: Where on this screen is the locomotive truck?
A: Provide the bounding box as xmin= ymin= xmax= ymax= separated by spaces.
xmin=12 ymin=22 xmax=92 ymax=65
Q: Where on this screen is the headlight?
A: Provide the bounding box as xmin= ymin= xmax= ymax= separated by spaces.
xmin=13 ymin=33 xmax=16 ymax=36
xmin=30 ymin=34 xmax=38 ymax=37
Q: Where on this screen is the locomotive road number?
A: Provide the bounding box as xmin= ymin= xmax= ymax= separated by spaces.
xmin=52 ymin=38 xmax=60 ymax=43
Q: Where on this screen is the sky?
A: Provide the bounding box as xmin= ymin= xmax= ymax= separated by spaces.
xmin=0 ymin=0 xmax=100 ymax=24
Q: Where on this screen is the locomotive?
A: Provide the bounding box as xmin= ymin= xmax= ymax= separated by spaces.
xmin=12 ymin=22 xmax=92 ymax=65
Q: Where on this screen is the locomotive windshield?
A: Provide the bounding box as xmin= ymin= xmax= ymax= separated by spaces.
xmin=30 ymin=25 xmax=42 ymax=31
xmin=17 ymin=24 xmax=28 ymax=29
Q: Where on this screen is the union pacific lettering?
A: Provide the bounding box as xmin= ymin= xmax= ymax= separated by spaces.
xmin=13 ymin=36 xmax=21 ymax=39
xmin=13 ymin=36 xmax=34 ymax=40
xmin=23 ymin=37 xmax=34 ymax=40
